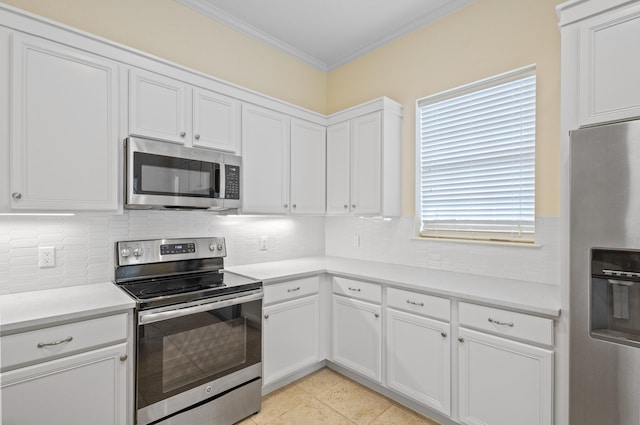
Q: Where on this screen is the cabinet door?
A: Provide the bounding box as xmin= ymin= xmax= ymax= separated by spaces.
xmin=387 ymin=309 xmax=451 ymax=416
xmin=351 ymin=112 xmax=381 ymax=215
xmin=193 ymin=88 xmax=240 ymax=153
xmin=129 ymin=68 xmax=188 ymax=144
xmin=579 ymin=2 xmax=640 ymax=125
xmin=332 ymin=295 xmax=382 ymax=382
xmin=1 ymin=343 xmax=128 ymax=425
xmin=241 ymin=103 xmax=290 ymax=214
xmin=458 ymin=328 xmax=553 ymax=425
xmin=263 ymin=295 xmax=320 ymax=385
xmin=290 ymin=119 xmax=326 ymax=214
xmin=10 ymin=34 xmax=118 ymax=211
xmin=326 ymin=121 xmax=351 ymax=215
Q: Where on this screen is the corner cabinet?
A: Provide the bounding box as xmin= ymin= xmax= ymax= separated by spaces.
xmin=0 ymin=312 xmax=132 ymax=425
xmin=559 ymin=0 xmax=640 ymax=126
xmin=129 ymin=68 xmax=241 ymax=153
xmin=326 ymin=97 xmax=402 ymax=216
xmin=9 ymin=33 xmax=119 ymax=211
xmin=242 ymin=103 xmax=326 ymax=215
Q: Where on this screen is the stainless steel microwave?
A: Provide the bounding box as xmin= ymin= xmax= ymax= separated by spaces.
xmin=125 ymin=137 xmax=241 ymax=210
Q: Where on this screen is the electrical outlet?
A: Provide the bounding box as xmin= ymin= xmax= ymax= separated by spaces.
xmin=260 ymin=236 xmax=268 ymax=251
xmin=353 ymin=235 xmax=360 ymax=247
xmin=38 ymin=247 xmax=55 ymax=268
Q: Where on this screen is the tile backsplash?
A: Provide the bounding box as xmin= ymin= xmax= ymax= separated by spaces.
xmin=0 ymin=212 xmax=325 ymax=294
xmin=0 ymin=212 xmax=559 ymax=294
xmin=325 ymin=216 xmax=560 ymax=286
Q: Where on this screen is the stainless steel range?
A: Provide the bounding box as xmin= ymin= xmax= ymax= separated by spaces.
xmin=114 ymin=237 xmax=262 ymax=425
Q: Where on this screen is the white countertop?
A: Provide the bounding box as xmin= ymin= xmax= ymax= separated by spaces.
xmin=0 ymin=282 xmax=135 ymax=335
xmin=227 ymin=256 xmax=561 ymax=318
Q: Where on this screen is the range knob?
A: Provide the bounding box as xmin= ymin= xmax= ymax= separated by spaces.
xmin=121 ymin=248 xmax=131 ymax=258
xmin=132 ymin=247 xmax=143 ymax=258
xmin=209 ymin=243 xmax=216 ymax=251
xmin=216 ymin=242 xmax=224 ymax=251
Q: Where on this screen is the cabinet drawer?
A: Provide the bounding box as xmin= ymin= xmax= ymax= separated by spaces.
xmin=333 ymin=277 xmax=381 ymax=303
xmin=387 ymin=287 xmax=450 ymax=321
xmin=264 ymin=276 xmax=320 ymax=305
xmin=0 ymin=313 xmax=128 ymax=370
xmin=459 ymin=303 xmax=553 ymax=346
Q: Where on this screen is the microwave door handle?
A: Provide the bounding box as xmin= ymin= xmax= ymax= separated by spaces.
xmin=138 ymin=291 xmax=263 ymax=325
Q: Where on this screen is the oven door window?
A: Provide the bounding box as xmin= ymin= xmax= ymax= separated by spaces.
xmin=133 ymin=152 xmax=220 ymax=198
xmin=137 ymin=299 xmax=261 ymax=409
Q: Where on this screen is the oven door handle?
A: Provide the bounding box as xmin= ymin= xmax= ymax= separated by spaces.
xmin=138 ymin=291 xmax=263 ymax=325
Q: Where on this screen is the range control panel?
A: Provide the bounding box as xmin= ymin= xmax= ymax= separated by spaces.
xmin=116 ymin=237 xmax=226 ymax=266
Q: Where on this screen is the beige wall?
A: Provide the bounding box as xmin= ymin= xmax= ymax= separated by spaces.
xmin=2 ymin=0 xmax=327 ymax=114
xmin=326 ymin=0 xmax=562 ymax=217
xmin=5 ymin=0 xmax=561 ymax=217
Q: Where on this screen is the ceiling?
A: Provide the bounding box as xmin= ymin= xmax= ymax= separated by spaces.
xmin=176 ymin=0 xmax=475 ymax=72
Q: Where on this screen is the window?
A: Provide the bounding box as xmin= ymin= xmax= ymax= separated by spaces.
xmin=417 ymin=66 xmax=536 ymax=243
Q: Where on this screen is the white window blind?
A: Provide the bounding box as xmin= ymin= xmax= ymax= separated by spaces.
xmin=417 ymin=66 xmax=536 ymax=243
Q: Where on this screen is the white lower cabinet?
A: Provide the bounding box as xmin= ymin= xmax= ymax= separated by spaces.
xmin=386 ymin=308 xmax=451 ymax=416
xmin=0 ymin=312 xmax=132 ymax=425
xmin=1 ymin=343 xmax=128 ymax=425
xmin=262 ymin=277 xmax=321 ymax=386
xmin=457 ymin=328 xmax=554 ymax=425
xmin=332 ymin=294 xmax=382 ymax=382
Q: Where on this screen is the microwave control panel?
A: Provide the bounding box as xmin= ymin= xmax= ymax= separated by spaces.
xmin=225 ymin=165 xmax=240 ymax=199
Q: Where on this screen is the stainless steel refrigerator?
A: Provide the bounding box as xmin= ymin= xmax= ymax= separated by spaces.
xmin=570 ymin=119 xmax=640 ymax=425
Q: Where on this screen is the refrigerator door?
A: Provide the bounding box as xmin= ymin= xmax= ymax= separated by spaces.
xmin=570 ymin=119 xmax=640 ymax=425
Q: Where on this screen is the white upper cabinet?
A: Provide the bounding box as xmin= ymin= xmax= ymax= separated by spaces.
xmin=129 ymin=68 xmax=240 ymax=153
xmin=129 ymin=68 xmax=187 ymax=144
xmin=9 ymin=33 xmax=119 ymax=211
xmin=351 ymin=112 xmax=382 ymax=214
xmin=192 ymin=87 xmax=241 ymax=152
xmin=242 ymin=103 xmax=290 ymax=214
xmin=242 ymin=103 xmax=326 ymax=215
xmin=326 ymin=121 xmax=351 ymax=214
xmin=327 ymin=98 xmax=402 ymax=216
xmin=290 ymin=119 xmax=326 ymax=214
xmin=559 ymin=1 xmax=640 ymax=126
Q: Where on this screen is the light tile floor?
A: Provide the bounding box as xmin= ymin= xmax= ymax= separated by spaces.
xmin=237 ymin=368 xmax=441 ymax=425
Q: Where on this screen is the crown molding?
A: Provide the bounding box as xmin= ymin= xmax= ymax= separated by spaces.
xmin=176 ymin=0 xmax=329 ymax=71
xmin=177 ymin=0 xmax=475 ymax=72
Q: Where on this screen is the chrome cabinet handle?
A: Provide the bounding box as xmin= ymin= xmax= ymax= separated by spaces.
xmin=37 ymin=336 xmax=73 ymax=348
xmin=406 ymin=299 xmax=424 ymax=307
xmin=284 ymin=203 xmax=289 ymax=208
xmin=348 ymin=287 xmax=361 ymax=292
xmin=344 ymin=204 xmax=348 ymax=209
xmin=264 ymin=313 xmax=269 ymax=319
xmin=120 ymin=354 xmax=128 ymax=362
xmin=180 ymin=131 xmax=186 ymax=137
xmin=292 ymin=204 xmax=297 ymax=208
xmin=458 ymin=337 xmax=464 ymax=343
xmin=11 ymin=192 xmax=21 ymax=199
xmin=488 ymin=317 xmax=514 ymax=327
xmin=352 ymin=204 xmax=356 ymax=209
xmin=374 ymin=313 xmax=380 ymax=318
xmin=287 ymin=287 xmax=301 ymax=292
xmin=441 ymin=331 xmax=447 ymax=338
xmin=194 ymin=133 xmax=200 ymax=140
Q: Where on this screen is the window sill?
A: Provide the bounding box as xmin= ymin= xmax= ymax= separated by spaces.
xmin=410 ymin=236 xmax=541 ymax=248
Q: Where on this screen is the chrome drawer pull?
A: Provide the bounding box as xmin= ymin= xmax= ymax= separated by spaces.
xmin=441 ymin=331 xmax=447 ymax=338
xmin=37 ymin=336 xmax=73 ymax=348
xmin=287 ymin=287 xmax=301 ymax=292
xmin=406 ymin=299 xmax=424 ymax=307
xmin=348 ymin=287 xmax=361 ymax=292
xmin=488 ymin=317 xmax=514 ymax=327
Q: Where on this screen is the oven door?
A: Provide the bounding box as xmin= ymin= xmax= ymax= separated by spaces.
xmin=126 ymin=137 xmax=224 ymax=209
xmin=136 ymin=291 xmax=262 ymax=425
